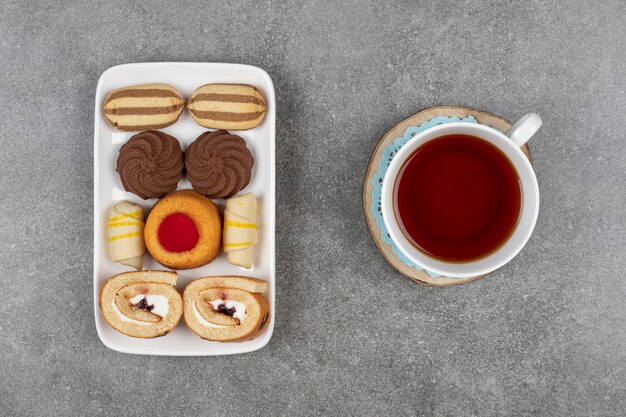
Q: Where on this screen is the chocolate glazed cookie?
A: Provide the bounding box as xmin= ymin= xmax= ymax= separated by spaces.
xmin=185 ymin=130 xmax=254 ymax=199
xmin=116 ymin=131 xmax=184 ymax=199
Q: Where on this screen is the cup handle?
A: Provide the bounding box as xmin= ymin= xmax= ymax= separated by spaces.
xmin=504 ymin=113 xmax=543 ymax=147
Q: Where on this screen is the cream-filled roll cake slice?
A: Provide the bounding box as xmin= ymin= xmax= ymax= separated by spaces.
xmin=183 ymin=276 xmax=270 ymax=342
xmin=100 ymin=271 xmax=183 ymax=338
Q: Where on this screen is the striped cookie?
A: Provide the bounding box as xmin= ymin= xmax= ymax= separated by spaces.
xmin=103 ymin=83 xmax=185 ymax=131
xmin=187 ymin=84 xmax=267 ymax=130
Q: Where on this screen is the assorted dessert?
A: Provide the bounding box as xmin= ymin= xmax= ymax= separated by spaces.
xmin=103 ymin=83 xmax=266 ymax=132
xmin=100 ymin=271 xmax=183 ymax=338
xmin=144 ymin=190 xmax=222 ymax=269
xmin=103 ymin=83 xmax=186 ymax=131
xmin=107 ymin=201 xmax=146 ymax=270
xmin=116 ymin=130 xmax=184 ymax=199
xmin=186 ymin=130 xmax=254 ymax=199
xmin=186 ymin=83 xmax=267 ymax=130
xmin=223 ymin=193 xmax=258 ymax=269
xmin=100 ymin=273 xmax=270 ymax=342
xmin=99 ymin=81 xmax=271 ymax=344
xmin=183 ymin=276 xmax=270 ymax=342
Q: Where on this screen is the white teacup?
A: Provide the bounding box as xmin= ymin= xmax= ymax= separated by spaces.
xmin=381 ymin=113 xmax=542 ymax=278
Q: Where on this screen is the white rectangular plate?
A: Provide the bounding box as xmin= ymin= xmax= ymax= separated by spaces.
xmin=93 ymin=63 xmax=275 ymax=355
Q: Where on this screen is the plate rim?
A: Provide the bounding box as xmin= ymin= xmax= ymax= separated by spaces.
xmin=92 ymin=62 xmax=276 ymax=356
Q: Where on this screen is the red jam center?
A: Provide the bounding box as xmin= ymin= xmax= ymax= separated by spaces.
xmin=157 ymin=213 xmax=199 ymax=253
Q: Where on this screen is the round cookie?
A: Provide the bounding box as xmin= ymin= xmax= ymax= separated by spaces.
xmin=103 ymin=83 xmax=186 ymax=131
xmin=185 ymin=130 xmax=254 ymax=199
xmin=116 ymin=130 xmax=184 ymax=200
xmin=186 ymin=84 xmax=267 ymax=130
xmin=144 ymin=190 xmax=222 ymax=269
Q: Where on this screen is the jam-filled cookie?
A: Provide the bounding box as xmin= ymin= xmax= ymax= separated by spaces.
xmin=144 ymin=190 xmax=222 ymax=269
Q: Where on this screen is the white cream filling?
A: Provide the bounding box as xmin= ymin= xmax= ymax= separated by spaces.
xmin=192 ymin=303 xmax=227 ymax=328
xmin=129 ymin=294 xmax=169 ymax=317
xmin=209 ymin=299 xmax=247 ymax=321
xmin=111 ymin=301 xmax=150 ymax=326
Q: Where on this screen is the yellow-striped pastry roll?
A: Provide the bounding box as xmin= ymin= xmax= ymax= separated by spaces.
xmin=100 ymin=271 xmax=183 ymax=338
xmin=108 ymin=201 xmax=145 ymax=270
xmin=223 ymin=193 xmax=258 ymax=269
xmin=183 ymin=276 xmax=270 ymax=342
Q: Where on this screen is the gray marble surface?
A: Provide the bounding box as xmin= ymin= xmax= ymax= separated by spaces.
xmin=1 ymin=1 xmax=625 ymax=416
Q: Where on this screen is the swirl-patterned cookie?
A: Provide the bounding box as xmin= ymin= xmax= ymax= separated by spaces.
xmin=116 ymin=131 xmax=184 ymax=199
xmin=185 ymin=130 xmax=254 ymax=199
